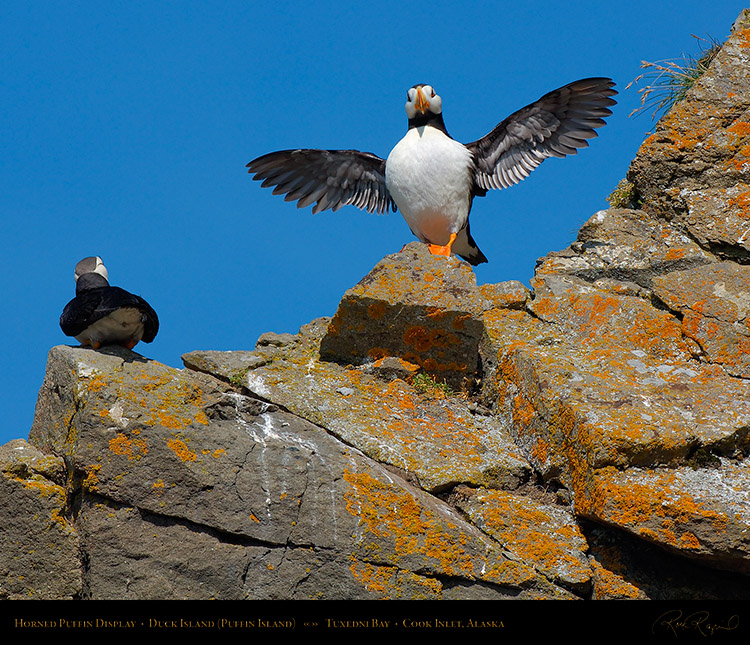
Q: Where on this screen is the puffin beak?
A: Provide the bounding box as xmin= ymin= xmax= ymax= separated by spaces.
xmin=414 ymin=87 xmax=429 ymax=114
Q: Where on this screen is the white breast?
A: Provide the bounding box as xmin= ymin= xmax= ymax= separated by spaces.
xmin=385 ymin=126 xmax=474 ymax=246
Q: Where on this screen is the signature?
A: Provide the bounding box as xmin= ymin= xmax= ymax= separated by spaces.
xmin=653 ymin=610 xmax=740 ymax=638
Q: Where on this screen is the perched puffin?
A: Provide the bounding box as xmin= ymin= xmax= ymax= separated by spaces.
xmin=247 ymin=78 xmax=617 ymax=264
xmin=59 ymin=257 xmax=159 ymax=350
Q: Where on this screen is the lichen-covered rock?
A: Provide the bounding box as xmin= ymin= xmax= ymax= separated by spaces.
xmin=680 ymin=184 xmax=750 ymax=259
xmin=627 ymin=16 xmax=750 ymax=262
xmin=22 ymin=345 xmax=569 ymax=599
xmin=481 ymin=281 xmax=750 ymax=470
xmin=479 ymin=269 xmax=750 ymax=571
xmin=452 ymin=485 xmax=592 ymax=594
xmin=320 ymin=242 xmax=489 ymax=387
xmin=585 ymin=522 xmax=750 ymax=600
xmin=536 ymin=208 xmax=716 ymax=290
xmin=184 ymin=318 xmax=532 ymax=493
xmin=578 ymin=461 xmax=750 ymax=574
xmin=0 ymin=439 xmax=81 ymax=599
xmin=652 ymin=262 xmax=750 ymax=378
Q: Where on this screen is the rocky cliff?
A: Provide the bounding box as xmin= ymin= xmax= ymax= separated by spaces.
xmin=3 ymin=11 xmax=750 ymax=601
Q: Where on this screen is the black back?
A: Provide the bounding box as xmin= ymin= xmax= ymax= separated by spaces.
xmin=60 ymin=285 xmax=159 ymax=342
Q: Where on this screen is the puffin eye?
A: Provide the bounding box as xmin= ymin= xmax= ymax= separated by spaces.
xmin=431 ymin=89 xmax=436 ymax=97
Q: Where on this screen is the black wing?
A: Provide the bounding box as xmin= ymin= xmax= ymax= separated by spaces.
xmin=466 ymin=78 xmax=617 ymax=191
xmin=246 ymin=149 xmax=396 ymax=215
xmin=60 ymin=287 xmax=159 ymax=342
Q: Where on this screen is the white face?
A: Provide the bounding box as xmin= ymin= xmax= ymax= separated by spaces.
xmin=405 ymin=85 xmax=442 ymax=119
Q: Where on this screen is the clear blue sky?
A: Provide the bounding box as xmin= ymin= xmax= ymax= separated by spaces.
xmin=0 ymin=1 xmax=743 ymax=445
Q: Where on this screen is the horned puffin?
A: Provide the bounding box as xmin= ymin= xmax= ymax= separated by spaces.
xmin=247 ymin=78 xmax=617 ymax=265
xmin=59 ymin=257 xmax=159 ymax=350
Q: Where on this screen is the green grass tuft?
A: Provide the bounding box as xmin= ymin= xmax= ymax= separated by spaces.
xmin=607 ymin=179 xmax=641 ymax=209
xmin=627 ymin=35 xmax=721 ymax=122
xmin=411 ymin=372 xmax=453 ymax=399
xmin=229 ymin=367 xmax=250 ymax=388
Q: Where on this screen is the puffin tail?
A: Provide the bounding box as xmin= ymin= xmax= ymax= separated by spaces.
xmin=453 ymin=224 xmax=488 ymax=266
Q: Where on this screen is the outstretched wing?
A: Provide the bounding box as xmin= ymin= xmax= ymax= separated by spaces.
xmin=466 ymin=78 xmax=617 ymax=191
xmin=247 ymin=149 xmax=395 ymax=215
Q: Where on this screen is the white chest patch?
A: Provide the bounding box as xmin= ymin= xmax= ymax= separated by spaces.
xmin=76 ymin=308 xmax=145 ymax=347
xmin=385 ymin=126 xmax=474 ymax=246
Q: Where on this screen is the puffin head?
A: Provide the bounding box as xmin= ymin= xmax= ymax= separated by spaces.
xmin=74 ymin=256 xmax=109 ymax=283
xmin=405 ymin=84 xmax=442 ymax=120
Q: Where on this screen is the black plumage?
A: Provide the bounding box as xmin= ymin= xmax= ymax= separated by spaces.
xmin=59 ymin=257 xmax=159 ymax=349
xmin=248 ymin=149 xmax=395 ymax=215
xmin=247 ymin=78 xmax=617 ymax=264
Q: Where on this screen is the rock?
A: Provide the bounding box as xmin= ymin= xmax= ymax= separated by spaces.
xmin=480 ymin=280 xmax=530 ymax=310
xmin=536 ymin=208 xmax=715 ymax=290
xmin=453 ymin=485 xmax=592 ymax=594
xmin=579 ymin=460 xmax=750 ymax=575
xmin=256 ymin=331 xmax=298 ymax=348
xmin=181 ymin=349 xmax=270 ymax=383
xmin=479 ymin=270 xmax=750 ymax=566
xmin=627 ymin=19 xmax=750 ymax=261
xmin=586 ymin=521 xmax=750 ymax=600
xmin=680 ymin=184 xmax=750 ymax=260
xmin=319 ymin=242 xmax=489 ymax=388
xmin=652 ymin=262 xmax=750 ymax=378
xmin=184 ymin=320 xmax=532 ymax=494
xmin=21 ymin=345 xmax=569 ymax=599
xmin=0 ymin=440 xmax=81 ymax=599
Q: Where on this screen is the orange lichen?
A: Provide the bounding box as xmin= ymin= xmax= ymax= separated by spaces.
xmin=402 ymin=325 xmax=459 ymax=352
xmin=472 ymin=490 xmax=589 ymax=580
xmin=83 ymin=464 xmax=101 ymax=492
xmin=580 ymin=467 xmax=729 ymax=551
xmin=166 ymin=438 xmax=197 ymax=463
xmin=590 ymin=560 xmax=643 ymax=599
xmin=108 ymin=433 xmax=148 ymax=460
xmin=343 ymin=469 xmax=477 ymax=578
xmin=86 ymin=374 xmax=107 ymax=392
xmin=530 ymin=437 xmax=549 ymax=466
xmin=727 ymin=121 xmax=750 ymax=138
xmin=367 ymin=347 xmax=392 ymax=360
xmin=348 ymin=561 xmax=442 ymax=598
xmin=727 ymin=190 xmax=750 ymax=218
xmin=451 ymin=313 xmax=472 ymax=330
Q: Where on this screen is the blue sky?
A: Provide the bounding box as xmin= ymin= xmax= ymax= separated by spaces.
xmin=0 ymin=1 xmax=743 ymax=446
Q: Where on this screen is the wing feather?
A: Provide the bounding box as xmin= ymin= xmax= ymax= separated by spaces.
xmin=247 ymin=149 xmax=395 ymax=215
xmin=466 ymin=77 xmax=617 ymax=192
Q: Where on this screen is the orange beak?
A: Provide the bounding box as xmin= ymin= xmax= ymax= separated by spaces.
xmin=414 ymin=87 xmax=429 ymax=114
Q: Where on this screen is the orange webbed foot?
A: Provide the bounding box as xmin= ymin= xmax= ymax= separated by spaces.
xmin=427 ymin=243 xmax=451 ymax=256
xmin=427 ymin=233 xmax=457 ymax=257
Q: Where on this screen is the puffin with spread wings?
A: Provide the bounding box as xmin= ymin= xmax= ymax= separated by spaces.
xmin=247 ymin=78 xmax=616 ymax=265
